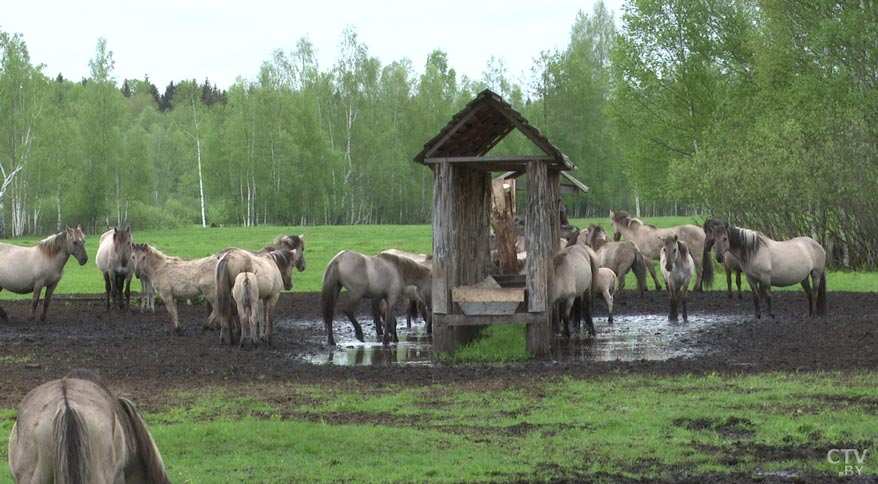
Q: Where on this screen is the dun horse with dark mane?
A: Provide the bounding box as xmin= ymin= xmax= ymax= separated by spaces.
xmin=8 ymin=369 xmax=170 ymax=484
xmin=321 ymin=250 xmax=432 ymax=346
xmin=0 ymin=225 xmax=87 ymax=322
xmin=710 ymin=222 xmax=827 ymax=318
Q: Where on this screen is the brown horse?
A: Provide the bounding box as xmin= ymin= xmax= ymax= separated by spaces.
xmin=610 ymin=210 xmax=713 ymax=291
xmin=96 ymin=226 xmax=134 ymax=311
xmin=322 ymin=250 xmax=432 ymax=346
xmin=214 ymin=248 xmax=298 ymax=346
xmin=8 ymin=369 xmax=170 ymax=484
xmin=571 ymin=224 xmax=648 ymax=297
xmin=703 ymin=219 xmax=744 ymax=299
xmin=0 ymin=225 xmax=87 ymax=322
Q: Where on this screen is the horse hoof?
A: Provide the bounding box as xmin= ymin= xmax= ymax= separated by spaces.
xmin=174 ymin=327 xmax=184 ymax=336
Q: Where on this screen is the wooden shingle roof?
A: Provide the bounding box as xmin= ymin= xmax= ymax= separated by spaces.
xmin=413 ymin=89 xmax=574 ymax=172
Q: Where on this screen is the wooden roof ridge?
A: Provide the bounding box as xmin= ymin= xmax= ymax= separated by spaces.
xmin=414 ymin=89 xmax=574 ymax=171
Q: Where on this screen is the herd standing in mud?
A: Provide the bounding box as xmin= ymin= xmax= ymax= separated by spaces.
xmin=0 ymin=211 xmax=827 ymax=348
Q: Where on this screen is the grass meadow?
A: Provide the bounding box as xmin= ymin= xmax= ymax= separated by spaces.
xmin=1 ymin=217 xmax=877 ymax=482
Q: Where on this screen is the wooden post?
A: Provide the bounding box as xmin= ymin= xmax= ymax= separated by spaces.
xmin=525 ymin=160 xmax=554 ymax=355
xmin=431 ymin=163 xmax=454 ymax=353
xmin=491 ymin=178 xmax=518 ymax=275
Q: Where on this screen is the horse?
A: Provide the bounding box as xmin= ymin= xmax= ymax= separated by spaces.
xmin=322 ymin=250 xmax=432 ymax=346
xmin=7 ymin=369 xmax=170 ymax=484
xmin=232 ymin=271 xmax=262 ymax=349
xmin=596 ymin=267 xmax=617 ymax=323
xmin=0 ymin=225 xmax=87 ymax=322
xmin=659 ymin=235 xmax=696 ymax=322
xmin=131 ymin=243 xmax=221 ymax=334
xmin=711 ymin=222 xmax=827 ymax=318
xmin=214 ymin=248 xmax=297 ymax=346
xmin=610 ymin=210 xmax=713 ymax=291
xmin=703 ymin=219 xmax=744 ymax=299
xmin=372 ymin=249 xmax=433 ymax=333
xmin=551 ymin=244 xmax=600 ymax=337
xmin=571 ymin=224 xmax=648 ymax=297
xmin=95 ymin=226 xmax=134 ymax=311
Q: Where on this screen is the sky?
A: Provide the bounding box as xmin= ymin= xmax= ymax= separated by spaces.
xmin=3 ymin=0 xmax=623 ymax=91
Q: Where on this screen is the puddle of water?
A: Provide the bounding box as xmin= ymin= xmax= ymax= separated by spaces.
xmin=278 ymin=313 xmax=739 ymax=366
xmin=554 ymin=313 xmax=739 ymax=362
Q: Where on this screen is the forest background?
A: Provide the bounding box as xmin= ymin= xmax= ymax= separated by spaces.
xmin=0 ymin=1 xmax=876 ymax=268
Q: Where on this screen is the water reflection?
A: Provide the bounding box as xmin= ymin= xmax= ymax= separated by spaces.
xmin=283 ymin=313 xmax=738 ymax=366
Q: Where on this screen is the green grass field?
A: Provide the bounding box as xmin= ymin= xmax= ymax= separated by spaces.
xmin=1 ymin=216 xmax=874 ymax=299
xmin=2 ymin=372 xmax=876 ymax=482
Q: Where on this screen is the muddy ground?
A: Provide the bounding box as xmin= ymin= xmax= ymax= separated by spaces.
xmin=1 ymin=289 xmax=876 ymax=482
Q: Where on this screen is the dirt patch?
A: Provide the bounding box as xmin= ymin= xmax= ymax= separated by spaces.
xmin=2 ymin=290 xmax=877 ymax=409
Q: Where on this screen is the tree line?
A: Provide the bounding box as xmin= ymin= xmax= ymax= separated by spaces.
xmin=1 ymin=1 xmax=876 ymax=268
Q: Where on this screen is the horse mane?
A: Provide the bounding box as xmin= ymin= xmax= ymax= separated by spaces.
xmin=728 ymin=225 xmax=764 ymax=262
xmin=117 ymin=397 xmax=171 ymax=483
xmin=677 ymin=239 xmax=690 ymax=261
xmin=38 ymin=231 xmax=68 ymax=259
xmin=266 ymin=235 xmax=304 ymax=252
xmin=267 ymin=249 xmax=294 ymax=270
xmin=585 ymin=224 xmax=609 ymax=250
xmin=612 ymin=211 xmax=654 ymax=230
xmin=377 ymin=252 xmax=431 ymax=283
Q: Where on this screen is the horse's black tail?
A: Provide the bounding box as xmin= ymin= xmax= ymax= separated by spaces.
xmin=215 ymin=254 xmax=235 ymax=341
xmin=119 ymin=398 xmax=171 ymax=484
xmin=816 ymin=273 xmax=827 ymax=316
xmin=54 ymin=381 xmax=89 ymax=484
xmin=700 ymin=241 xmax=714 ymax=289
xmin=321 ymin=257 xmax=342 ymax=344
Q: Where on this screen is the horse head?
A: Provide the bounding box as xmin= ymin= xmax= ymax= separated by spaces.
xmin=659 ymin=234 xmax=681 ymax=272
xmin=131 ymin=243 xmax=150 ymax=278
xmin=712 ymin=222 xmax=732 ymax=264
xmin=66 ymin=224 xmax=88 ymax=265
xmin=113 ymin=225 xmax=134 ymax=267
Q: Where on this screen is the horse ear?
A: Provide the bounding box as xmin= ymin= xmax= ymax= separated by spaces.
xmin=76 ymin=224 xmax=82 ymax=231
xmin=298 ymin=233 xmax=305 ymax=240
xmin=126 ymin=225 xmax=131 ymax=233
xmin=673 ymin=234 xmax=679 ymax=242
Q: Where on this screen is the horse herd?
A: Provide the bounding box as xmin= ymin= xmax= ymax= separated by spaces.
xmin=0 ymin=211 xmax=828 ymax=349
xmin=0 ymin=226 xmax=307 ymax=349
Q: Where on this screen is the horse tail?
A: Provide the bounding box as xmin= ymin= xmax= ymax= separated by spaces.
xmin=54 ymin=381 xmax=89 ymax=484
xmin=321 ymin=256 xmax=342 ymax=337
xmin=700 ymin=241 xmax=714 ymax=289
xmin=118 ymin=397 xmax=170 ymax=484
xmin=242 ymin=276 xmax=253 ymax=322
xmin=816 ymin=273 xmax=827 ymax=316
xmin=215 ymin=254 xmax=235 ymax=331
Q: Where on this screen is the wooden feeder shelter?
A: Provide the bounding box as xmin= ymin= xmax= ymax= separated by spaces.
xmin=413 ymin=89 xmax=576 ymax=355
